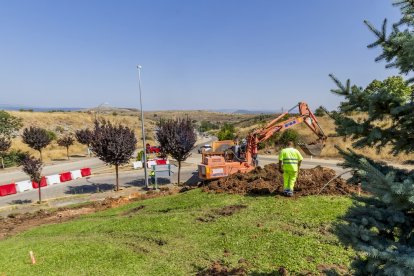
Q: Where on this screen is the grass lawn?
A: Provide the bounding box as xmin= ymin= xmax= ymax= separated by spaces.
xmin=0 ymin=190 xmax=354 ymax=275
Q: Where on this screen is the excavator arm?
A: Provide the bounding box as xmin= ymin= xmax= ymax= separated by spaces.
xmin=246 ymin=102 xmax=327 ymax=165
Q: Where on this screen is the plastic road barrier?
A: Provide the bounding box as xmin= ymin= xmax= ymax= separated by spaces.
xmin=133 ymin=161 xmax=143 ymax=169
xmin=156 ymin=159 xmax=167 ymax=165
xmin=147 ymin=160 xmax=157 ymax=168
xmin=70 ymin=170 xmax=82 ymax=179
xmin=15 ymin=180 xmax=34 ymax=193
xmin=60 ymin=172 xmax=72 ymax=182
xmin=0 ymin=183 xmax=17 ymax=196
xmin=80 ymin=168 xmax=91 ymax=177
xmin=32 ymin=177 xmax=47 ymax=189
xmin=46 ymin=174 xmax=61 ymax=185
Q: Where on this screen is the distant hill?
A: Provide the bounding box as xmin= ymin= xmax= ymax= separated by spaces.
xmin=0 ymin=104 xmax=140 ymax=113
xmin=232 ymin=109 xmax=280 ymax=115
xmin=0 ymin=104 xmax=81 ymax=112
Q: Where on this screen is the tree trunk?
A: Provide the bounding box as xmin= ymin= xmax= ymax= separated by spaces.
xmin=178 ymin=161 xmax=181 ymax=185
xmin=38 ymin=178 xmax=42 ymax=203
xmin=1 ymin=156 xmax=4 ymax=169
xmin=39 ymin=150 xmax=43 ymax=162
xmin=115 ymin=164 xmax=119 ymax=191
xmin=67 ymin=146 xmax=70 ymax=160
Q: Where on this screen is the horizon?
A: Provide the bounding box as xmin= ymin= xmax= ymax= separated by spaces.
xmin=0 ymin=103 xmax=284 ymax=113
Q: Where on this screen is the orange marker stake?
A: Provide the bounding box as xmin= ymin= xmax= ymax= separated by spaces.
xmin=29 ymin=251 xmax=36 ymax=264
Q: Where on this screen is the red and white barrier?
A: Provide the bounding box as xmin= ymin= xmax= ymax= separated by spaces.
xmin=80 ymin=168 xmax=91 ymax=177
xmin=15 ymin=180 xmax=33 ymax=193
xmin=32 ymin=177 xmax=47 ymax=189
xmin=0 ymin=167 xmax=93 ymax=198
xmin=60 ymin=172 xmax=72 ymax=182
xmin=70 ymin=170 xmax=82 ymax=179
xmin=46 ymin=174 xmax=61 ymax=185
xmin=0 ymin=183 xmax=17 ymax=196
xmin=147 ymin=160 xmax=157 ymax=168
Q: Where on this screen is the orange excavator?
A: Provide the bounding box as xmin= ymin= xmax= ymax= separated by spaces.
xmin=198 ymin=102 xmax=327 ymax=180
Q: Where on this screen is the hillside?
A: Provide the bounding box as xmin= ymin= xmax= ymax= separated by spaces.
xmin=6 ymin=110 xmax=413 ymax=164
xmin=6 ymin=110 xmax=256 ymax=162
xmin=0 ymin=189 xmax=353 ymax=275
xmin=234 ymin=115 xmax=414 ymax=164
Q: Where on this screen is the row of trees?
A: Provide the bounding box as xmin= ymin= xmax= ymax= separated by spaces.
xmin=20 ymin=117 xmax=197 ymax=203
xmin=0 ymin=112 xmax=89 ymax=167
xmin=21 ymin=120 xmax=137 ymax=203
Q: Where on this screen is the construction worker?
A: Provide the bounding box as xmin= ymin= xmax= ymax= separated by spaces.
xmin=278 ymin=141 xmax=303 ymax=197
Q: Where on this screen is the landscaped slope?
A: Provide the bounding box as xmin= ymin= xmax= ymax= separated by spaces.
xmin=0 ymin=190 xmax=353 ymax=275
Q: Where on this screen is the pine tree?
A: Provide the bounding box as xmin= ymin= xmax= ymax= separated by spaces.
xmin=330 ymin=1 xmax=414 ymax=274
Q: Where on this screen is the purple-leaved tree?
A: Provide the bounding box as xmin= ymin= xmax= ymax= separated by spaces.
xmin=90 ymin=120 xmax=137 ymax=191
xmin=156 ymin=118 xmax=196 ymax=185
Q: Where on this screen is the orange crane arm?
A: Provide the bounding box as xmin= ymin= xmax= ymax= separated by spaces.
xmin=246 ymin=102 xmax=326 ymax=165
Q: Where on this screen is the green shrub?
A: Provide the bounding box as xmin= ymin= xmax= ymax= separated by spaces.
xmin=217 ymin=123 xmax=235 ymax=141
xmin=136 ymin=150 xmax=144 ymax=161
xmin=55 ymin=126 xmax=65 ymax=133
xmin=199 ymin=120 xmax=219 ymax=132
xmin=314 ymin=106 xmax=326 ymax=117
xmin=278 ymin=129 xmax=299 ymax=146
xmin=47 ymin=130 xmax=57 ymax=141
xmin=3 ymin=150 xmax=28 ymax=168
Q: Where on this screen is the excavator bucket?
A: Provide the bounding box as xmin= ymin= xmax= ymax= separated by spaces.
xmin=298 ymin=142 xmax=324 ymax=156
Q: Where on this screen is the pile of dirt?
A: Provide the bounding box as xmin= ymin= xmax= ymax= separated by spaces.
xmin=0 ymin=187 xmax=180 ymax=240
xmin=203 ymin=164 xmax=358 ymax=197
xmin=197 ymin=261 xmax=247 ymax=276
xmin=197 ymin=204 xmax=247 ymax=223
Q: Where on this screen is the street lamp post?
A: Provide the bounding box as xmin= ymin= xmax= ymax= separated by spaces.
xmin=137 ymin=65 xmax=149 ymax=189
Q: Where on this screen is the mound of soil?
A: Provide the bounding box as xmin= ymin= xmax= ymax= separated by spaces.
xmin=197 ymin=261 xmax=247 ymax=276
xmin=197 ymin=205 xmax=247 ymax=223
xmin=203 ymin=164 xmax=358 ymax=197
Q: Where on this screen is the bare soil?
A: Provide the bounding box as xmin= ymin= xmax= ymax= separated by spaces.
xmin=0 ymin=187 xmax=179 ymax=240
xmin=197 ymin=204 xmax=247 ymax=223
xmin=203 ymin=164 xmax=358 ymax=197
xmin=197 ymin=261 xmax=247 ymax=276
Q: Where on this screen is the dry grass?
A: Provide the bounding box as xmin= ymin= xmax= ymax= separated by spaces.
xmin=296 ymin=117 xmax=414 ymax=163
xmin=237 ymin=115 xmax=413 ymax=163
xmin=9 ymin=111 xmax=157 ymax=162
xmin=9 ymin=111 xmax=413 ymax=164
xmin=8 ymin=110 xmax=255 ymax=162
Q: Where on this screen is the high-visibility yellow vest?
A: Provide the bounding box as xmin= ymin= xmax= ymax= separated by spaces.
xmin=279 ymin=147 xmax=303 ymax=172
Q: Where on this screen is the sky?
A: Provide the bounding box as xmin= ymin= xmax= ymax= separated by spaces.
xmin=0 ymin=0 xmax=403 ymax=111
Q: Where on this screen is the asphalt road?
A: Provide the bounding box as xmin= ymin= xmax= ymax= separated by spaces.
xmin=0 ymin=151 xmax=348 ymax=209
xmin=0 ymin=135 xmax=214 ymax=185
xmin=0 ymin=157 xmax=106 ymax=184
xmin=0 ymin=166 xmax=199 ymax=208
xmin=0 ymin=135 xmax=351 ymax=209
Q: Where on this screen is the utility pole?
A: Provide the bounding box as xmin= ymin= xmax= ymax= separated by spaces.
xmin=137 ymin=65 xmax=149 ymax=189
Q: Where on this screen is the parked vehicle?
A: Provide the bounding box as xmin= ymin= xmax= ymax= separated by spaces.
xmin=146 ymin=144 xmax=161 ymax=154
